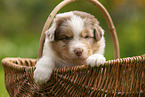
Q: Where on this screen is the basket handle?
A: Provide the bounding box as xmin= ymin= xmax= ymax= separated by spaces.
xmin=38 ymin=0 xmax=120 ymax=59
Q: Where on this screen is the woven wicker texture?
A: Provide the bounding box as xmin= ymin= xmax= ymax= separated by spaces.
xmin=2 ymin=55 xmax=145 ymax=97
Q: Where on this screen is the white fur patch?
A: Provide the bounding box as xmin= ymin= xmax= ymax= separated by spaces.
xmin=67 ymin=15 xmax=84 ymax=40
xmin=94 ymin=37 xmax=105 ymax=55
xmin=86 ymin=54 xmax=106 ymax=67
xmin=33 ymin=56 xmax=55 ymax=85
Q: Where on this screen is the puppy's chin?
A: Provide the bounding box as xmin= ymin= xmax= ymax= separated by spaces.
xmin=64 ymin=58 xmax=87 ymax=66
xmin=72 ymin=58 xmax=87 ymax=65
xmin=58 ymin=53 xmax=87 ymax=66
xmin=54 ymin=54 xmax=87 ymax=67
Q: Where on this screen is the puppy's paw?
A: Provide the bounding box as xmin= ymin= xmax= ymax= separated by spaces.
xmin=33 ymin=57 xmax=55 ymax=85
xmin=34 ymin=67 xmax=53 ymax=85
xmin=86 ymin=54 xmax=106 ymax=67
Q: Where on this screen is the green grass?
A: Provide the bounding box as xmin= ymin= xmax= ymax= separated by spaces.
xmin=0 ymin=68 xmax=9 ymax=97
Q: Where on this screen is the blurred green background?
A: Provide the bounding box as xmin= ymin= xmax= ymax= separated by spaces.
xmin=0 ymin=0 xmax=145 ymax=96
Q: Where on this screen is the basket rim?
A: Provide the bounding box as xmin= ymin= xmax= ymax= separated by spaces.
xmin=1 ymin=57 xmax=36 ymax=72
xmin=1 ymin=54 xmax=145 ymax=74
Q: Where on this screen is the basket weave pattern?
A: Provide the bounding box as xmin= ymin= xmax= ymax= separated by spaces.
xmin=2 ymin=55 xmax=145 ymax=97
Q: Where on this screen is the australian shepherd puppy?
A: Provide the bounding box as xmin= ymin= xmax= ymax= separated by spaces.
xmin=34 ymin=11 xmax=106 ymax=85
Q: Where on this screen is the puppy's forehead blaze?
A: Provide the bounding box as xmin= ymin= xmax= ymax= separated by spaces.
xmin=66 ymin=15 xmax=95 ymax=38
xmin=54 ymin=12 xmax=97 ymax=40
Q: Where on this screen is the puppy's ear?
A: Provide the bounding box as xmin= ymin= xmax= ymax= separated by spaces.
xmin=94 ymin=25 xmax=104 ymax=41
xmin=45 ymin=23 xmax=56 ymax=41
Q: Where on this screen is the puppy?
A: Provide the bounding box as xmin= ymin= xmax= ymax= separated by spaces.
xmin=34 ymin=11 xmax=106 ymax=85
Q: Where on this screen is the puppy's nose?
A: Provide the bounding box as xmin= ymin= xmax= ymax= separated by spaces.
xmin=74 ymin=49 xmax=83 ymax=56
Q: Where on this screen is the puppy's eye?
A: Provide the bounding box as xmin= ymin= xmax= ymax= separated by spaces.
xmin=64 ymin=36 xmax=70 ymax=40
xmin=84 ymin=36 xmax=89 ymax=39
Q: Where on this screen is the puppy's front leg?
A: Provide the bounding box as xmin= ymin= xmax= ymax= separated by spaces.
xmin=33 ymin=56 xmax=55 ymax=85
xmin=86 ymin=54 xmax=106 ymax=67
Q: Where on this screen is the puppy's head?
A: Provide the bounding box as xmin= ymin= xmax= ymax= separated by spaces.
xmin=46 ymin=11 xmax=104 ymax=65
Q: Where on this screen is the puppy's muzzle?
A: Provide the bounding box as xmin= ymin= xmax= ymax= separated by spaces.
xmin=74 ymin=48 xmax=83 ymax=57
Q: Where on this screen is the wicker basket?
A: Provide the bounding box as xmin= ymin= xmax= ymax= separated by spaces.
xmin=1 ymin=0 xmax=145 ymax=97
